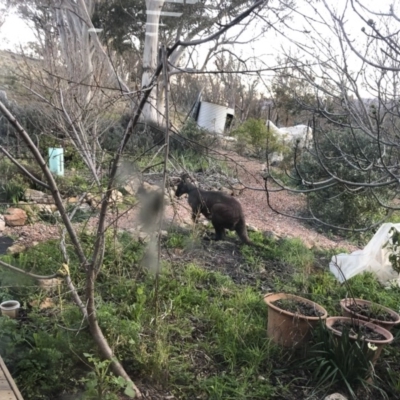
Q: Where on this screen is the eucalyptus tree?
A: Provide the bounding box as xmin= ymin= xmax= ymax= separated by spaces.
xmin=93 ymin=0 xmax=291 ymax=122
xmin=9 ymin=0 xmax=291 ymax=123
xmin=0 ymin=1 xmax=9 ymax=28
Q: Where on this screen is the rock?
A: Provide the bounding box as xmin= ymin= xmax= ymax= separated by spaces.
xmin=246 ymin=224 xmax=259 ymax=232
xmin=159 ymin=230 xmax=168 ymax=238
xmin=85 ymin=193 xmax=102 ymax=208
xmin=138 ymin=232 xmax=150 ymax=244
xmin=139 ymin=182 xmax=162 ymax=195
xmin=87 ymin=191 xmax=123 ymax=207
xmin=17 ymin=202 xmax=38 ymax=222
xmin=231 ymin=183 xmax=245 ymax=196
xmin=7 ymin=243 xmax=26 ymax=254
xmin=0 ymin=215 xmax=5 ymax=232
xmin=124 ymin=177 xmax=141 ymax=195
xmin=24 ymin=188 xmax=54 ymax=204
xmin=67 ymin=197 xmax=78 ymax=204
xmin=164 ymin=194 xmax=171 ymax=205
xmin=222 ymin=136 xmax=237 ymax=142
xmin=110 ymin=189 xmax=124 ymax=204
xmin=30 ymin=297 xmax=55 ymax=309
xmin=38 ymin=278 xmax=63 ymax=293
xmin=305 ymin=240 xmax=317 ymax=250
xmin=36 ymin=204 xmax=57 ymax=214
xmin=17 ymin=201 xmax=34 ymax=212
xmin=263 ymin=230 xmax=277 ymax=240
xmin=173 ymin=248 xmax=184 ymax=256
xmin=127 ymin=229 xmax=151 ymax=243
xmin=219 ymin=187 xmax=232 ymax=196
xmin=77 ymin=203 xmax=92 ymax=212
xmin=324 ymin=394 xmax=348 ymax=400
xmin=4 ymin=208 xmax=28 ymax=227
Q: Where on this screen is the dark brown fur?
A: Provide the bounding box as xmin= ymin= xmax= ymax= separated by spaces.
xmin=175 ymin=178 xmax=252 ymax=244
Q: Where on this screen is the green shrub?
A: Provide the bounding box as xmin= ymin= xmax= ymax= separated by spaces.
xmin=303 ymin=321 xmax=382 ymax=399
xmin=1 ymin=180 xmax=27 ymax=203
xmin=231 ymin=118 xmax=284 ymax=158
xmin=81 ymin=353 xmax=135 ymax=399
xmin=0 ymin=310 xmax=92 ymax=400
xmin=0 ymin=159 xmax=29 ymax=203
xmin=171 ymin=118 xmax=219 ymax=157
xmin=297 ymin=128 xmax=392 ymax=231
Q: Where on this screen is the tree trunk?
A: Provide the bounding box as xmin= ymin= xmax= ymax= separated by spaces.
xmin=142 ymin=0 xmax=165 ymax=123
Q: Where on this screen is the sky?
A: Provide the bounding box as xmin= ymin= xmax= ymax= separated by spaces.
xmin=0 ymin=0 xmax=398 ymax=100
xmin=0 ymin=1 xmax=397 ymax=57
xmin=0 ymin=1 xmax=383 ymax=50
xmin=0 ymin=13 xmax=33 ymax=50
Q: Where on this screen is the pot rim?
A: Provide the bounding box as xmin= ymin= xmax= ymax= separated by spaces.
xmin=340 ymin=298 xmax=400 ymax=324
xmin=0 ymin=300 xmax=21 ymax=311
xmin=326 ymin=316 xmax=394 ymax=344
xmin=263 ymin=292 xmax=328 ymax=321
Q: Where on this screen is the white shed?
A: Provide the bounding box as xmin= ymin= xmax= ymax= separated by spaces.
xmin=196 ymin=101 xmax=234 ymax=135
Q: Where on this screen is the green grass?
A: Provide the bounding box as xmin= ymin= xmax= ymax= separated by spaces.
xmin=302 ymin=321 xmax=383 ymax=399
xmin=0 ymin=229 xmax=399 ymax=399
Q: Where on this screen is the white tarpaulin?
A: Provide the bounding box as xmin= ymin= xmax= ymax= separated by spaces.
xmin=329 ymin=223 xmax=400 ymax=286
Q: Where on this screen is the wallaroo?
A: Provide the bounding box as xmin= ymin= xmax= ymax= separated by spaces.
xmin=174 ymin=174 xmax=252 ymax=245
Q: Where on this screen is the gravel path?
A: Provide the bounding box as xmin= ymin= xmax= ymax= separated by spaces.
xmin=219 ymin=151 xmax=359 ymax=251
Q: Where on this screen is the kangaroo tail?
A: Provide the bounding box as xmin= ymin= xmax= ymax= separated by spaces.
xmin=236 ymin=219 xmax=269 ymax=250
xmin=235 ymin=218 xmax=252 ymax=245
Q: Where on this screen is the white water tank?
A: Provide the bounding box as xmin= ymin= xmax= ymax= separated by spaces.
xmin=196 ymin=101 xmax=234 ymax=135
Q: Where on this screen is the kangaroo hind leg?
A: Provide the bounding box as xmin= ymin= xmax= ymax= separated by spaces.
xmin=213 ymin=223 xmax=226 ymax=241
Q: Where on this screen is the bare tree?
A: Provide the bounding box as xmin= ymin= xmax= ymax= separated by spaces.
xmin=262 ymin=0 xmax=400 ymax=231
xmin=0 ymin=1 xmax=269 ymax=397
xmin=8 ymin=0 xmax=133 ymax=183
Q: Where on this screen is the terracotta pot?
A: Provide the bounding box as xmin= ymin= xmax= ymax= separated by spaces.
xmin=0 ymin=300 xmax=20 ymax=319
xmin=326 ymin=316 xmax=393 ymax=364
xmin=340 ymin=298 xmax=400 ymax=332
xmin=263 ymin=293 xmax=328 ymax=348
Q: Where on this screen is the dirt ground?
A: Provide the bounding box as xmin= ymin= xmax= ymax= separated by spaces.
xmin=2 ymin=148 xmax=359 ymax=259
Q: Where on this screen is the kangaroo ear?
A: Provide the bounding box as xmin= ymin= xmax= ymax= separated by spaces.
xmin=180 ymin=173 xmax=190 ymax=182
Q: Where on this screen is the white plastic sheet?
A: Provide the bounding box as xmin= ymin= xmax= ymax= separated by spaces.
xmin=265 ymin=120 xmax=313 ymax=148
xmin=329 ymin=223 xmax=400 ymax=286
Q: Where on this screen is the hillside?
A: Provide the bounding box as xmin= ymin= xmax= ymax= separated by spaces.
xmin=0 ymin=49 xmax=42 ymax=104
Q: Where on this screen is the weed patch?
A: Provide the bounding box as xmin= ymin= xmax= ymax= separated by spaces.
xmin=0 ymin=229 xmax=399 ymax=399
